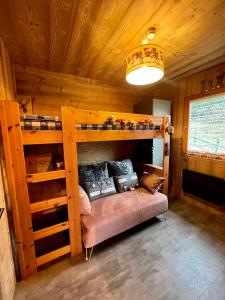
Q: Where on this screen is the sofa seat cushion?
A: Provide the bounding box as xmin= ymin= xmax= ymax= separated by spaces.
xmin=81 ymin=187 xmax=168 ymax=248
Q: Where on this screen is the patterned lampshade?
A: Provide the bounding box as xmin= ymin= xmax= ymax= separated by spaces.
xmin=126 ymin=44 xmax=164 ymax=85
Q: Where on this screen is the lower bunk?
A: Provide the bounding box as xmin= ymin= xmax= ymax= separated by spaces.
xmin=81 ymin=188 xmax=167 ymax=250
xmin=78 ymin=159 xmax=168 ymax=259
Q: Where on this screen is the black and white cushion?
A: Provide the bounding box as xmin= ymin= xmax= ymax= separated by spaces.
xmin=113 ymin=172 xmax=139 ymax=193
xmin=84 ymin=177 xmax=117 ymax=201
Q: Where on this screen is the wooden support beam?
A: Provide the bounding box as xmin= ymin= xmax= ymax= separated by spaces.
xmin=61 ymin=106 xmax=82 ymax=257
xmin=75 ymin=130 xmax=163 ymax=142
xmin=163 ymin=116 xmax=170 ymax=194
xmin=0 ymin=101 xmax=36 ymax=278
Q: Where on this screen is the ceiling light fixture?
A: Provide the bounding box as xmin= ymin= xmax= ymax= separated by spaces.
xmin=126 ymin=28 xmax=164 ymax=85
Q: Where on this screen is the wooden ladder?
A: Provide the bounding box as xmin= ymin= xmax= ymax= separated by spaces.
xmin=0 ymin=101 xmax=82 ymax=279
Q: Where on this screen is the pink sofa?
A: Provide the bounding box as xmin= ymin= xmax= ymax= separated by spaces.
xmin=81 ymin=187 xmax=168 ymax=248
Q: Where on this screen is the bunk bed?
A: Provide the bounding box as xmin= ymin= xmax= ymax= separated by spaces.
xmin=0 ymin=100 xmax=171 ymax=279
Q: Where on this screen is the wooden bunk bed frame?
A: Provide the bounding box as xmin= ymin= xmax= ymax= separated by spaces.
xmin=0 ymin=101 xmax=171 ymax=279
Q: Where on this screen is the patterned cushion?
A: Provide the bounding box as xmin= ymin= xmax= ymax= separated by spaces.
xmin=84 ymin=177 xmax=117 ymax=201
xmin=107 ymin=159 xmax=134 ymax=176
xmin=113 ymin=172 xmax=139 ymax=193
xmin=139 ymin=174 xmax=165 ymax=194
xmin=79 ymin=161 xmax=109 ymax=186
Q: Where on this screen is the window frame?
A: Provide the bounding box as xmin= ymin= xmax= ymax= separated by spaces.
xmin=183 ymin=87 xmax=225 ymax=161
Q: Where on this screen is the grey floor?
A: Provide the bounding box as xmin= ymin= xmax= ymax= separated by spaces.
xmin=15 ymin=199 xmax=225 ymax=300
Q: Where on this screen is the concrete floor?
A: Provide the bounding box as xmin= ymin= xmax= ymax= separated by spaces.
xmin=15 ymin=199 xmax=225 ymax=300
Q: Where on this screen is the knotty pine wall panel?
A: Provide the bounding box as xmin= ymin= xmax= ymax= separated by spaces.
xmin=0 ymin=38 xmax=16 ymax=299
xmin=14 ymin=64 xmax=151 ymax=116
xmin=77 ymin=141 xmax=135 ymax=165
xmin=147 ymin=62 xmax=225 ymax=197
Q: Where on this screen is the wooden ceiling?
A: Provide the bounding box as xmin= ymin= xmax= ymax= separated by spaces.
xmin=0 ymin=0 xmax=225 ymax=84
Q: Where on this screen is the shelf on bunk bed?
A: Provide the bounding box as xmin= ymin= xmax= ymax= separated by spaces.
xmin=22 ymin=130 xmax=63 ymax=145
xmin=75 ymin=129 xmax=163 ymax=142
xmin=33 ymin=221 xmax=69 ymax=241
xmin=36 ymin=244 xmax=71 ymax=267
xmin=30 ymin=196 xmax=67 ymax=213
xmin=27 ymin=170 xmax=65 ymax=183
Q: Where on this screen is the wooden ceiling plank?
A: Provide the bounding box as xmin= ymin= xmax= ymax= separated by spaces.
xmin=98 ymin=0 xmax=225 ymax=82
xmin=0 ymin=0 xmax=29 ymax=65
xmin=86 ymin=0 xmax=167 ymax=79
xmin=49 ymin=0 xmax=75 ymax=71
xmin=72 ymin=0 xmax=134 ymax=77
xmin=62 ymin=0 xmax=102 ymax=73
xmin=0 ymin=0 xmax=224 ymax=82
xmin=11 ymin=0 xmax=49 ymax=68
xmin=88 ymin=0 xmax=196 ymax=80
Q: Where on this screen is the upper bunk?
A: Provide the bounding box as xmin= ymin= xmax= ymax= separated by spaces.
xmin=20 ymin=106 xmax=171 ymax=145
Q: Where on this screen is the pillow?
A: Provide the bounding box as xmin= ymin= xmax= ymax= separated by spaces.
xmin=84 ymin=177 xmax=117 ymax=201
xmin=114 ymin=172 xmax=139 ymax=193
xmin=79 ymin=185 xmax=91 ymax=215
xmin=79 ymin=161 xmax=109 ymax=186
xmin=139 ymin=174 xmax=165 ymax=194
xmin=107 ymin=159 xmax=134 ymax=176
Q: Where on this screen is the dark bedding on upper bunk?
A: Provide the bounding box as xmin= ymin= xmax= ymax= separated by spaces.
xmin=20 ymin=114 xmax=161 ymax=131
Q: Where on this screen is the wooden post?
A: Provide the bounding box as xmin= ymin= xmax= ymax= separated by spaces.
xmin=163 ymin=116 xmax=170 ymax=195
xmin=61 ymin=106 xmax=82 ymax=257
xmin=0 ymin=101 xmax=36 ymax=278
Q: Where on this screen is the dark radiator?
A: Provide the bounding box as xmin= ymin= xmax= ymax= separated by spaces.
xmin=182 ymin=169 xmax=225 ymax=206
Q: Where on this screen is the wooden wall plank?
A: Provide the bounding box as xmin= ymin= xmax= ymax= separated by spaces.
xmin=147 ymin=62 xmax=225 ymax=197
xmin=0 ymin=38 xmax=16 ymax=100
xmin=14 ymin=64 xmax=151 ymax=116
xmin=0 ymin=37 xmax=16 ymax=297
xmin=0 ymin=158 xmax=16 ymax=299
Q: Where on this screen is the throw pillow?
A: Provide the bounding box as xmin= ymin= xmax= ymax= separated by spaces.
xmin=84 ymin=177 xmax=117 ymax=201
xmin=139 ymin=174 xmax=165 ymax=194
xmin=79 ymin=185 xmax=91 ymax=215
xmin=79 ymin=161 xmax=109 ymax=186
xmin=114 ymin=172 xmax=139 ymax=193
xmin=107 ymin=159 xmax=134 ymax=176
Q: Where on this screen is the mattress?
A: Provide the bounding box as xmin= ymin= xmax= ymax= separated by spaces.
xmin=20 ymin=115 xmax=161 ymax=131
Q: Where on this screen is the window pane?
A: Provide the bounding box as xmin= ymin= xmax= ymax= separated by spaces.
xmin=188 ymin=94 xmax=225 ymax=155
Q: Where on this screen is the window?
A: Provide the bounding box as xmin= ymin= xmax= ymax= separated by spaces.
xmin=184 ymin=92 xmax=225 ymax=159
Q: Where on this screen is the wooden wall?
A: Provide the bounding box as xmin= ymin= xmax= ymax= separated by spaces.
xmin=0 ymin=38 xmax=16 ymax=300
xmin=77 ymin=141 xmax=135 ymax=165
xmin=147 ymin=62 xmax=225 ymax=197
xmin=0 ymin=39 xmax=16 ymax=100
xmin=14 ymin=64 xmax=151 ymax=116
xmin=14 ymin=64 xmax=152 ymax=167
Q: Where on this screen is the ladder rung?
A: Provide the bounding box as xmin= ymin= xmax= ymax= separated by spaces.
xmin=33 ymin=221 xmax=69 ymax=240
xmin=36 ymin=245 xmax=71 ymax=267
xmin=27 ymin=170 xmax=65 ymax=183
xmin=30 ymin=196 xmax=67 ymax=213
